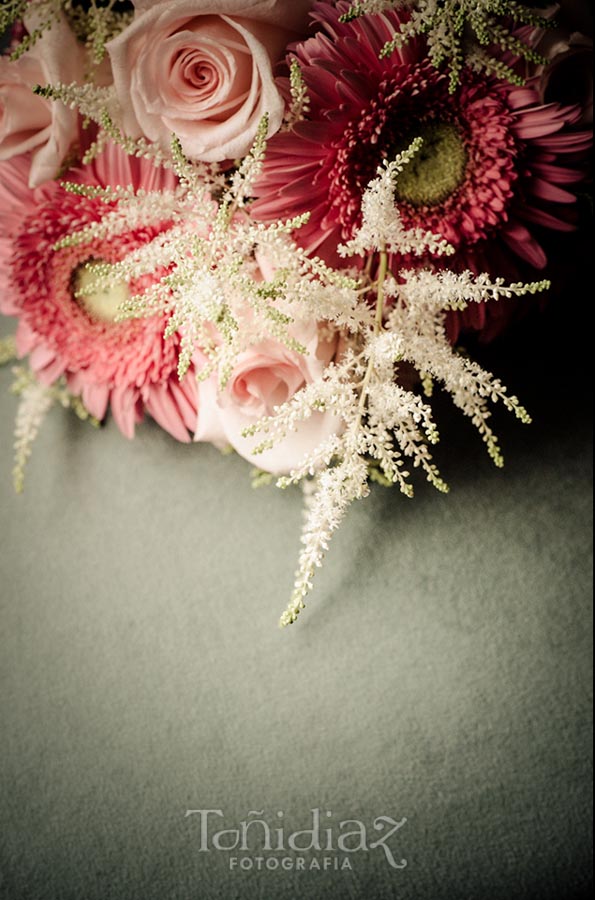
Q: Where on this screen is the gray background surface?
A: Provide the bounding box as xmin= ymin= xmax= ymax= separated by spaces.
xmin=0 ymin=289 xmax=592 ymax=900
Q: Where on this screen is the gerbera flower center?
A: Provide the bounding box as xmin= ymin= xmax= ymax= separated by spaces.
xmin=72 ymin=260 xmax=130 ymax=323
xmin=393 ymin=122 xmax=468 ymax=207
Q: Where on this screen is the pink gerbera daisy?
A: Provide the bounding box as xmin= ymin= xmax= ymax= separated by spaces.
xmin=252 ymin=1 xmax=591 ymax=336
xmin=0 ymin=144 xmax=197 ymax=441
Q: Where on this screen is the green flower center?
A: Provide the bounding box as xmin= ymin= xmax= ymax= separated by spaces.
xmin=393 ymin=122 xmax=468 ymax=207
xmin=72 ymin=260 xmax=129 ymax=323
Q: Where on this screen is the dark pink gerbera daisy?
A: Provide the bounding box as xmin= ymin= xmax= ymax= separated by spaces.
xmin=0 ymin=144 xmax=197 ymax=440
xmin=252 ymin=1 xmax=591 ymax=337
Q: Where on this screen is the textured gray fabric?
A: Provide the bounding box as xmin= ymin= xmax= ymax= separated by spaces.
xmin=0 ymin=308 xmax=592 ymax=900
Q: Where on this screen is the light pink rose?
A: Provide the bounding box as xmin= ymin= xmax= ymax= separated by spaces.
xmin=107 ymin=0 xmax=314 ymax=162
xmin=0 ymin=12 xmax=84 ymax=187
xmin=195 ymin=319 xmax=342 ymax=474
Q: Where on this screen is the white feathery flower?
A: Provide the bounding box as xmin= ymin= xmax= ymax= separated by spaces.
xmin=338 ymin=140 xmax=454 ymax=258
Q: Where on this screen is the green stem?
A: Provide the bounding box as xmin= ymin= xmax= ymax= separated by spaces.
xmin=355 ymin=248 xmax=388 ymax=428
xmin=375 ymin=248 xmax=388 ymax=332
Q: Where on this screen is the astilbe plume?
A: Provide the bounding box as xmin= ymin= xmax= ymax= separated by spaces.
xmin=226 ymin=147 xmax=547 ymax=625
xmin=338 ymin=0 xmax=551 ymax=90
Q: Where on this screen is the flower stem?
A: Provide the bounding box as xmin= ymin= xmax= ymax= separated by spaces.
xmin=375 ymin=248 xmax=388 ymax=332
xmin=355 ymin=247 xmax=388 ymax=427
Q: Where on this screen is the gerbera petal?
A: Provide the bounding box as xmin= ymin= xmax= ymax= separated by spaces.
xmin=169 ymin=377 xmax=199 ymax=432
xmin=507 ymin=87 xmax=540 ymax=109
xmin=516 ymin=206 xmax=576 ymax=231
xmin=29 ymin=343 xmax=58 ymax=371
xmin=526 ymin=176 xmax=578 ymax=204
xmin=145 ymin=382 xmax=191 ymax=443
xmin=110 ymin=385 xmax=140 ymax=439
xmin=534 ymin=131 xmax=592 ymax=151
xmin=531 ymin=162 xmax=587 ymax=184
xmin=81 ymin=383 xmax=110 ymax=421
xmin=35 ymin=355 xmax=67 ymax=385
xmin=501 ymin=223 xmax=547 ymax=268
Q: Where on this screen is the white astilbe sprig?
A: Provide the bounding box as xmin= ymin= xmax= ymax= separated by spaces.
xmin=364 ymin=356 xmax=445 ymax=491
xmin=54 ymin=136 xmax=221 ymax=253
xmin=115 ymin=215 xmax=337 ymax=385
xmin=253 ymin=230 xmax=368 ymax=333
xmin=261 ymin=260 xmax=546 ymax=626
xmin=11 ymin=374 xmax=55 ymax=494
xmin=282 ymin=59 xmax=311 ymax=131
xmin=10 ymin=367 xmax=98 ymax=493
xmin=339 ymin=1 xmax=550 ymax=92
xmin=53 ymin=187 xmax=190 ymax=251
xmin=51 ymin=138 xmax=225 ymax=351
xmin=75 ymin=0 xmax=134 ymax=66
xmin=31 ymin=84 xmax=192 ymax=170
xmin=34 ymin=81 xmax=119 ymax=128
xmin=398 ymin=268 xmax=551 ymax=311
xmin=0 ymin=335 xmax=18 ymax=366
xmin=338 ymin=140 xmax=454 ymax=259
xmin=238 ymin=148 xmax=550 ymax=625
xmin=2 ymin=0 xmax=62 ymax=60
xmin=280 ymin=455 xmax=371 ymax=626
xmin=385 ymin=270 xmax=547 ymax=466
xmin=101 ymin=192 xmax=366 ymax=387
xmin=339 ymin=0 xmax=397 ymax=20
xmin=2 ymin=1 xmax=133 ymax=65
xmin=216 ymin=114 xmax=270 ymax=227
xmin=85 ymin=226 xmax=201 ymax=295
xmin=244 ymin=363 xmax=359 ymax=460
xmin=246 ymin=305 xmax=450 ymax=626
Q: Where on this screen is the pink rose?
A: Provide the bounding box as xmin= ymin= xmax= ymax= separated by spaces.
xmin=0 ymin=12 xmax=84 ymax=187
xmin=107 ymin=0 xmax=314 ymax=163
xmin=195 ymin=319 xmax=342 ymax=474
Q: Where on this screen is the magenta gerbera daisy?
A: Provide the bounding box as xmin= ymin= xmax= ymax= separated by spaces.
xmin=252 ymin=1 xmax=591 ymax=334
xmin=0 ymin=144 xmax=198 ymax=441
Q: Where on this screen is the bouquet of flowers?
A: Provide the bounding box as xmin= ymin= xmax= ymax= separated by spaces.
xmin=0 ymin=0 xmax=591 ymax=626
